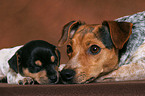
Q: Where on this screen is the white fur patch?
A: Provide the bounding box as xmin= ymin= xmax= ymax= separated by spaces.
xmin=0 ymin=46 xmax=22 ymax=76
xmin=58 ymin=64 xmax=66 ymax=71
xmin=0 ymin=45 xmax=22 ymax=83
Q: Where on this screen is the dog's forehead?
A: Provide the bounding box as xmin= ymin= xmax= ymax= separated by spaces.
xmin=32 ymin=47 xmax=55 ymax=57
xmin=76 ymin=24 xmax=102 ymax=33
xmin=74 ymin=24 xmax=103 ymax=40
xmin=70 ymin=24 xmax=105 ymax=48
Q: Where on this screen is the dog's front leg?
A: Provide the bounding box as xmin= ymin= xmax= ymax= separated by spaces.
xmin=7 ymin=69 xmax=34 ymax=85
xmin=97 ymin=63 xmax=145 ymax=82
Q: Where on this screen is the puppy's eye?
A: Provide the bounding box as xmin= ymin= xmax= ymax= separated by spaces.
xmin=89 ymin=45 xmax=101 ymax=55
xmin=67 ymin=45 xmax=73 ymax=54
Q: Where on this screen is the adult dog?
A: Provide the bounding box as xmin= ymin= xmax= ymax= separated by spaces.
xmin=58 ymin=11 xmax=145 ymax=84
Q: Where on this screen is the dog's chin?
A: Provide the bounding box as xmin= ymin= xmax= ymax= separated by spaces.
xmin=36 ymin=79 xmax=60 ymax=85
xmin=80 ymin=77 xmax=96 ymax=84
xmin=35 ymin=79 xmax=54 ymax=85
xmin=60 ymin=77 xmax=96 ymax=84
xmin=35 ymin=79 xmax=50 ymax=85
xmin=59 ymin=78 xmax=76 ymax=84
xmin=74 ymin=77 xmax=96 ymax=84
xmin=34 ymin=74 xmax=60 ymax=84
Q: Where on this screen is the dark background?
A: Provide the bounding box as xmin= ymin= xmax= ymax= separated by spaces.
xmin=0 ymin=0 xmax=145 ymax=64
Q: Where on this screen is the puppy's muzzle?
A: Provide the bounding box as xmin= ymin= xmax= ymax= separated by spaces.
xmin=60 ymin=69 xmax=76 ymax=84
xmin=49 ymin=75 xmax=58 ymax=83
xmin=49 ymin=71 xmax=60 ymax=84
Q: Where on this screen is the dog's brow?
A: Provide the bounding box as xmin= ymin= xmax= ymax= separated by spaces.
xmin=84 ymin=37 xmax=107 ymax=49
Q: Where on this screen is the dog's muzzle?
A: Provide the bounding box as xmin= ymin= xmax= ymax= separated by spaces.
xmin=59 ymin=69 xmax=96 ymax=84
xmin=49 ymin=71 xmax=60 ymax=84
xmin=60 ymin=69 xmax=76 ymax=84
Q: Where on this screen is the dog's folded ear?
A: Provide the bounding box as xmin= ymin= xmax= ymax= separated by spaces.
xmin=102 ymin=21 xmax=133 ymax=49
xmin=8 ymin=50 xmax=21 ymax=73
xmin=58 ymin=21 xmax=83 ymax=47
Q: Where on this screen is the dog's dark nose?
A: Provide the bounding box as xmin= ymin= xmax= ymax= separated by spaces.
xmin=60 ymin=69 xmax=75 ymax=83
xmin=49 ymin=75 xmax=58 ymax=83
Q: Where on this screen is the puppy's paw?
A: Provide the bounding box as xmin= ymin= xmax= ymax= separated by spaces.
xmin=18 ymin=77 xmax=34 ymax=85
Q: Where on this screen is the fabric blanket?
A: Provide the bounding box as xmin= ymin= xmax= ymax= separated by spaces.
xmin=0 ymin=81 xmax=145 ymax=96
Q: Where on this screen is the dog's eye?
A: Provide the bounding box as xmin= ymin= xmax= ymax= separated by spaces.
xmin=67 ymin=45 xmax=73 ymax=54
xmin=89 ymin=45 xmax=101 ymax=55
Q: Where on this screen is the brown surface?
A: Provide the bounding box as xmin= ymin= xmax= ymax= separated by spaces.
xmin=0 ymin=0 xmax=145 ymax=95
xmin=1 ymin=81 xmax=145 ymax=96
xmin=0 ymin=0 xmax=145 ymax=64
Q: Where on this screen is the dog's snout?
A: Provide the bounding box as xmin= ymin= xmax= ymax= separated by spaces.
xmin=60 ymin=69 xmax=75 ymax=83
xmin=49 ymin=75 xmax=58 ymax=83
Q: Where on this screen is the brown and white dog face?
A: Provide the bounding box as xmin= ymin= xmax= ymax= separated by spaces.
xmin=58 ymin=21 xmax=132 ymax=84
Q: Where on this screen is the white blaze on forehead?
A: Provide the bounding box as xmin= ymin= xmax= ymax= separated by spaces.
xmin=68 ymin=51 xmax=82 ymax=68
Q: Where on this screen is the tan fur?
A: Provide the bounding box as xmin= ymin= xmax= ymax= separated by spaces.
xmin=23 ymin=68 xmax=49 ymax=84
xmin=35 ymin=60 xmax=42 ymax=66
xmin=51 ymin=56 xmax=55 ymax=62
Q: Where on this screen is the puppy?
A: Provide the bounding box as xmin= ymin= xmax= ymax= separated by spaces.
xmin=58 ymin=11 xmax=145 ymax=84
xmin=0 ymin=40 xmax=60 ymax=85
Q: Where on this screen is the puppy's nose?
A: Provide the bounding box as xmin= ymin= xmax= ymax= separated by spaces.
xmin=49 ymin=75 xmax=58 ymax=83
xmin=60 ymin=69 xmax=75 ymax=83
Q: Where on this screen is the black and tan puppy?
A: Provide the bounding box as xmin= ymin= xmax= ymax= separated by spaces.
xmin=0 ymin=40 xmax=60 ymax=85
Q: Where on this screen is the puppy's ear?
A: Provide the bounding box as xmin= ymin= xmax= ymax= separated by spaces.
xmin=102 ymin=21 xmax=133 ymax=49
xmin=58 ymin=21 xmax=83 ymax=47
xmin=8 ymin=51 xmax=21 ymax=73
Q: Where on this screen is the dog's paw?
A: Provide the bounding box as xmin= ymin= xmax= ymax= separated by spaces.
xmin=18 ymin=77 xmax=34 ymax=85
